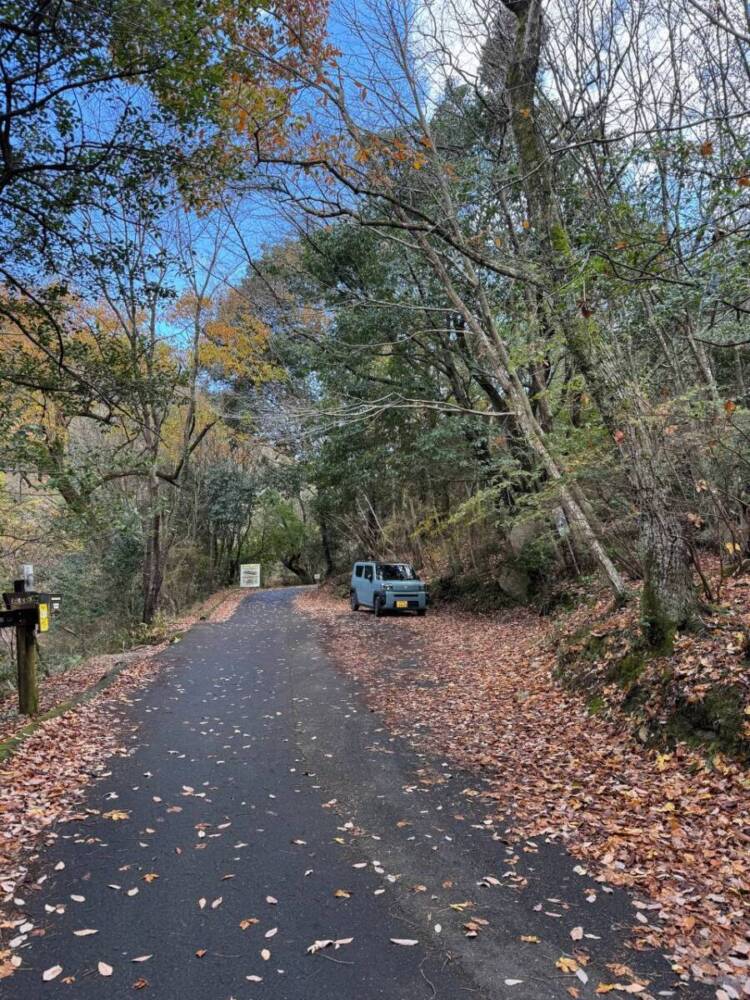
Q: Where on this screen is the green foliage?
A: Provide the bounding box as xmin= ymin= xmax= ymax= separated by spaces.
xmin=244 ymin=492 xmax=320 ymax=582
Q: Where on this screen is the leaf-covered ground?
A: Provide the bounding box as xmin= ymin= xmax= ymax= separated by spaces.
xmin=297 ymin=588 xmax=750 ymax=996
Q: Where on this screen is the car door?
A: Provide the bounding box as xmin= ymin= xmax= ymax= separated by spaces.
xmin=361 ymin=563 xmax=374 ymax=606
xmin=353 ymin=564 xmax=365 ymax=604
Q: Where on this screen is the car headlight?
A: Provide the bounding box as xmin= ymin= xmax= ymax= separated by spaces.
xmin=384 ymin=584 xmax=393 ymax=591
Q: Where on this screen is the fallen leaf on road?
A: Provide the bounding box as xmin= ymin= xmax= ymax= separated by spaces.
xmin=570 ymin=926 xmax=584 ymax=941
xmin=334 ymin=889 xmax=351 ymax=898
xmin=240 ymin=918 xmax=259 ymax=930
xmin=265 ymin=928 xmax=277 ymax=939
xmin=143 ymin=874 xmax=158 ymax=883
xmin=261 ymin=949 xmax=271 ymax=961
xmin=73 ymin=929 xmax=98 ymax=937
xmin=103 ymin=810 xmax=129 ymax=821
xmin=42 ymin=965 xmax=63 ymax=982
xmin=390 ymin=938 xmax=418 ymax=946
xmin=133 ymin=977 xmax=149 ymax=989
xmin=98 ymin=962 xmax=113 ymax=977
xmin=132 ymin=956 xmax=152 ymax=963
xmin=307 ymin=938 xmax=353 ymax=954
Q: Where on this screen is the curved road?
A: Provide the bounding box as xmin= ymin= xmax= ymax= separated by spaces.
xmin=3 ymin=589 xmax=710 ymax=999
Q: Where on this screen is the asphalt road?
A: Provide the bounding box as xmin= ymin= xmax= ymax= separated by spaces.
xmin=4 ymin=588 xmax=712 ymax=999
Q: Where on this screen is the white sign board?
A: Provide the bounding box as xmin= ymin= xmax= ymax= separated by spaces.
xmin=240 ymin=564 xmax=261 ymax=588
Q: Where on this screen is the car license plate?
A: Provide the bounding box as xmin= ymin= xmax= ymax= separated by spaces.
xmin=396 ymin=600 xmax=408 ymax=608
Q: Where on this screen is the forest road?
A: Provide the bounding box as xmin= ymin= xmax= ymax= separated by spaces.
xmin=3 ymin=587 xmax=712 ymax=999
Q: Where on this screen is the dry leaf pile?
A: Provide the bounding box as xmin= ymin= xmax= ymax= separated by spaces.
xmin=298 ymin=588 xmax=750 ymax=992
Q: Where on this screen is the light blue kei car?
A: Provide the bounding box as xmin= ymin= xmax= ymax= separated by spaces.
xmin=350 ymin=561 xmax=429 ymax=617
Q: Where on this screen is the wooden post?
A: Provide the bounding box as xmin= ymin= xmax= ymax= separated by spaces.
xmin=16 ymin=616 xmax=38 ymax=716
xmin=12 ymin=579 xmax=38 ymax=716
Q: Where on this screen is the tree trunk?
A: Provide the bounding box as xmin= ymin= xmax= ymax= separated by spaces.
xmin=499 ymin=0 xmax=697 ymax=645
xmin=281 ymin=555 xmax=313 ymax=584
xmin=416 ymin=230 xmax=629 ymax=602
xmin=142 ymin=496 xmax=165 ymax=624
xmin=319 ymin=515 xmax=335 ymax=577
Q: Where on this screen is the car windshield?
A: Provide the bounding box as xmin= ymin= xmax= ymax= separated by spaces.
xmin=377 ymin=563 xmax=417 ymax=580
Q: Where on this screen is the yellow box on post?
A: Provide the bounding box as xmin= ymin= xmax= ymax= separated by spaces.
xmin=37 ymin=602 xmax=49 ymax=632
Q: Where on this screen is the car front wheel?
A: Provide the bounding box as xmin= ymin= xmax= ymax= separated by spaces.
xmin=350 ymin=591 xmax=360 ymax=611
xmin=374 ymin=595 xmax=384 ymax=617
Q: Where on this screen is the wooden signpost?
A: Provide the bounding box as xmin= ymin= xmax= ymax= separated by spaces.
xmin=0 ymin=569 xmax=61 ymax=716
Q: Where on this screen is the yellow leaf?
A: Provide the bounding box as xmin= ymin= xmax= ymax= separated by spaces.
xmin=556 ymin=957 xmax=579 ymax=974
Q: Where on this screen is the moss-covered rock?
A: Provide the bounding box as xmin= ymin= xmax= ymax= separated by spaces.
xmin=665 ymin=685 xmax=748 ymax=758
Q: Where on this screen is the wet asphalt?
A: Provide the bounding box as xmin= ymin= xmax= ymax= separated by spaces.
xmin=2 ymin=588 xmax=712 ymax=999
